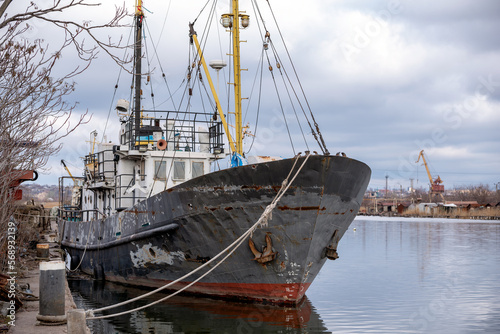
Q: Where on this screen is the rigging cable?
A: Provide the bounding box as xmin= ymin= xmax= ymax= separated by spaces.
xmin=268 ymin=40 xmax=309 ymax=151
xmin=263 ymin=41 xmax=296 ymax=155
xmin=242 ymin=0 xmax=270 ymax=154
xmin=155 ymin=54 xmax=189 ymax=109
xmin=251 ymin=0 xmax=306 ymax=153
xmin=192 ymin=0 xmax=214 ymax=25
xmin=264 ymin=0 xmax=329 ymax=155
xmin=197 ymin=70 xmax=217 ymax=118
xmin=154 ymin=0 xmax=173 ymax=51
xmin=194 ymin=0 xmax=219 ymax=114
xmin=143 ymin=20 xmax=157 ymax=114
xmin=244 ymin=48 xmax=264 ymax=154
xmin=252 ymin=0 xmax=315 ymax=152
xmin=100 ymin=26 xmax=134 ymax=143
xmin=176 ymin=44 xmax=194 ymax=110
xmin=146 ymin=17 xmax=178 ymax=110
xmin=214 ymin=0 xmax=228 ymax=109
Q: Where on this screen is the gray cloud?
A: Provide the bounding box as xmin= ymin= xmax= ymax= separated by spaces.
xmin=31 ymin=0 xmax=499 ymax=192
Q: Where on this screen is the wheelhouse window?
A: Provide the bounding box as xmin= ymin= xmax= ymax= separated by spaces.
xmin=173 ymin=161 xmax=185 ymax=180
xmin=192 ymin=161 xmax=204 ymax=178
xmin=154 ymin=161 xmax=167 ymax=180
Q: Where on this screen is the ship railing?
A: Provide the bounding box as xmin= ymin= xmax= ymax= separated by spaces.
xmin=97 ymin=149 xmax=115 ymax=181
xmin=115 ymin=173 xmax=147 ymax=210
xmin=57 ymin=207 xmax=104 ymax=222
xmin=84 ymin=153 xmax=98 ymax=180
xmin=84 ymin=149 xmax=116 ymax=182
xmin=172 ymin=124 xmax=195 ymax=152
xmin=119 ymin=110 xmax=225 ymax=153
xmin=58 ymin=175 xmax=85 ymax=209
xmin=209 ymin=122 xmax=224 ymax=154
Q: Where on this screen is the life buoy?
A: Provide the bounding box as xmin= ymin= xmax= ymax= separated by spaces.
xmin=156 ymin=139 xmax=167 ymax=150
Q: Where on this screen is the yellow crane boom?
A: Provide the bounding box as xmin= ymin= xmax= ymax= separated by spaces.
xmin=61 ymin=160 xmax=76 ymax=183
xmin=416 ymin=150 xmax=444 ymax=194
xmin=416 ymin=150 xmax=433 ymax=185
xmin=189 ymin=24 xmax=236 ymax=153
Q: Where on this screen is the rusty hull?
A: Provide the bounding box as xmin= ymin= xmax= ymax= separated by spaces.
xmin=60 ymin=154 xmax=371 ymax=304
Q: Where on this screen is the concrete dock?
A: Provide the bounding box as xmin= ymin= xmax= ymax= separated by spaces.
xmin=9 ymin=266 xmax=79 ymax=334
xmin=6 ymin=219 xmax=90 ymax=334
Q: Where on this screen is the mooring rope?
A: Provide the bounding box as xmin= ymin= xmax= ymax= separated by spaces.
xmin=67 ymin=219 xmax=93 ymax=272
xmin=86 ymin=152 xmax=311 ymax=320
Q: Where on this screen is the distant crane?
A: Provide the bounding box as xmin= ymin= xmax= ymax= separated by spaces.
xmin=61 ymin=160 xmax=76 ymax=183
xmin=416 ymin=150 xmax=444 ymax=202
xmin=61 ymin=159 xmax=83 ymax=207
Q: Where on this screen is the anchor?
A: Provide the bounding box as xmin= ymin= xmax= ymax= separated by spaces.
xmin=324 ymin=229 xmax=340 ymax=260
xmin=248 ymin=233 xmax=277 ymax=264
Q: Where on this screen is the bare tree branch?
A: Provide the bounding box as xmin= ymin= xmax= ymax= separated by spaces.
xmin=0 ymin=0 xmax=130 ymax=271
xmin=0 ymin=0 xmax=13 ymax=18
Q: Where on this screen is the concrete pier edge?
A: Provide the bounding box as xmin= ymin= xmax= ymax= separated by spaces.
xmin=7 ymin=218 xmax=91 ymax=334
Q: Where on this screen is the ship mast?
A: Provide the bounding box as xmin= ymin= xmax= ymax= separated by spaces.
xmin=191 ymin=0 xmax=249 ymax=159
xmin=221 ymin=1 xmax=249 ymax=156
xmin=231 ymin=0 xmax=243 ymax=156
xmin=133 ymin=0 xmax=144 ymax=149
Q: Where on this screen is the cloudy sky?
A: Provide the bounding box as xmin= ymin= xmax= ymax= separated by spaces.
xmin=14 ymin=0 xmax=500 ymax=192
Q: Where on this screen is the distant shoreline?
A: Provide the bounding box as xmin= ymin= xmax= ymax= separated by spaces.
xmin=355 ymin=215 xmax=500 ymax=222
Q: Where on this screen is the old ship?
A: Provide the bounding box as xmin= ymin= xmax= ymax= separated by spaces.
xmin=58 ymin=0 xmax=371 ymax=304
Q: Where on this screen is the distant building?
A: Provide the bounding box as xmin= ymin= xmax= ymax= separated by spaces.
xmin=445 ymin=201 xmax=478 ymax=211
xmin=408 ymin=203 xmax=438 ymax=214
xmin=397 ymin=203 xmax=410 ymax=214
xmin=365 ymin=191 xmax=380 ymax=198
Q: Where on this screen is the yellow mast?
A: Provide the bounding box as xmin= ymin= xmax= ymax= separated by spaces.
xmin=231 ymin=0 xmax=243 ymax=155
xmin=135 ymin=0 xmax=142 ymax=15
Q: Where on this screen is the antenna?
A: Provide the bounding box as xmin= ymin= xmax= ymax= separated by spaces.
xmin=209 ymin=60 xmax=227 ymax=96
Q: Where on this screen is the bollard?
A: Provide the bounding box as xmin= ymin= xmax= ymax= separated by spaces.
xmin=36 ymin=261 xmax=67 ymax=324
xmin=67 ymin=309 xmax=90 ymax=334
xmin=36 ymin=243 xmax=50 ymax=260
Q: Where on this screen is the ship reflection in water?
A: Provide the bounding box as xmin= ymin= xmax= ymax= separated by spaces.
xmin=68 ymin=279 xmax=330 ymax=334
xmin=69 ymin=217 xmax=500 ymax=333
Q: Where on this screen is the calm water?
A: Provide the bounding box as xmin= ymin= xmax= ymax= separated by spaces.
xmin=69 ymin=217 xmax=500 ymax=333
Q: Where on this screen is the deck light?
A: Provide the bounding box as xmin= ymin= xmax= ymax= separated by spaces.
xmin=240 ymin=14 xmax=250 ymax=28
xmin=221 ymin=14 xmax=232 ymax=28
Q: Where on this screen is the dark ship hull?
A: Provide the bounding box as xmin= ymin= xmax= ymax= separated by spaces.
xmin=69 ymin=279 xmax=328 ymax=332
xmin=60 ymin=155 xmax=371 ymax=304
